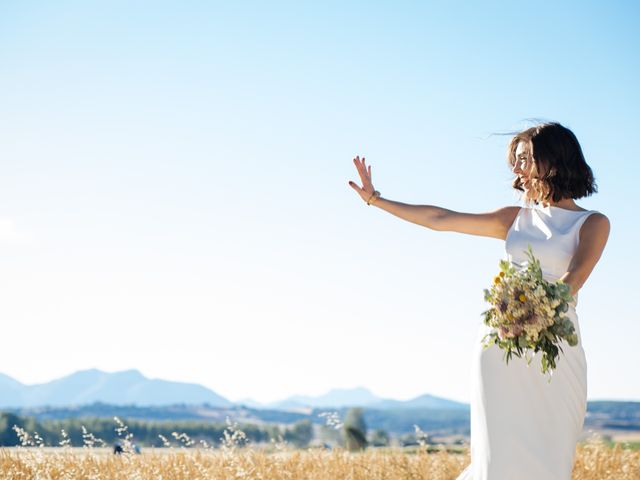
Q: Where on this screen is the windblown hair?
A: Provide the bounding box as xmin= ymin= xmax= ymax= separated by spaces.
xmin=507 ymin=122 xmax=597 ymax=204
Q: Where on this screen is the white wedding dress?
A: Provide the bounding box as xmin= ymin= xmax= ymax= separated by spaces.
xmin=457 ymin=204 xmax=599 ymax=480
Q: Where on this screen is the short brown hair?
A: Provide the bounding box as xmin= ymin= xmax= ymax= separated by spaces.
xmin=507 ymin=122 xmax=597 ymax=204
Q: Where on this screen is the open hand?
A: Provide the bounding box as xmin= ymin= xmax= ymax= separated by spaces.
xmin=348 ymin=155 xmax=376 ymax=203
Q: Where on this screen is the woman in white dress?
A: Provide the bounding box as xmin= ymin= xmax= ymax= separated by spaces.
xmin=348 ymin=121 xmax=610 ymax=479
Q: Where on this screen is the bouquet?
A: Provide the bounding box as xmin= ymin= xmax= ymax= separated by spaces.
xmin=481 ymin=244 xmax=578 ymax=378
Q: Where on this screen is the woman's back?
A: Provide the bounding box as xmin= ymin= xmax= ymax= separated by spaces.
xmin=506 ymin=204 xmax=600 ymax=307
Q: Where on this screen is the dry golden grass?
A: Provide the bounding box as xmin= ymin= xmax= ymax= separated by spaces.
xmin=1 ymin=441 xmax=639 ymax=480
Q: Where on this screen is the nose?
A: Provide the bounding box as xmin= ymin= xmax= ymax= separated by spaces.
xmin=511 ymin=161 xmax=521 ymax=174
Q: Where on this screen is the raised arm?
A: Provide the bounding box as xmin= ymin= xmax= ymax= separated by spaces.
xmin=348 ymin=156 xmax=519 ymax=240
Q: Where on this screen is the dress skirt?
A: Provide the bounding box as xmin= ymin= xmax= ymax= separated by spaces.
xmin=457 ymin=306 xmax=587 ymax=479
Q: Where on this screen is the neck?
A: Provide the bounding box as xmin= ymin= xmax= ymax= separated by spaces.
xmin=540 ymin=198 xmax=580 ymax=210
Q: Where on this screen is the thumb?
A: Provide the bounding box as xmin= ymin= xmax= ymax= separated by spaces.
xmin=348 ymin=180 xmax=362 ymax=193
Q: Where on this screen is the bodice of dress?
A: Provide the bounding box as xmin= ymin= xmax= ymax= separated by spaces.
xmin=505 ymin=205 xmax=599 ymax=306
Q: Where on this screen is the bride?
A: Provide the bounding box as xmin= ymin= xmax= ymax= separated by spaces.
xmin=348 ymin=121 xmax=610 ymax=479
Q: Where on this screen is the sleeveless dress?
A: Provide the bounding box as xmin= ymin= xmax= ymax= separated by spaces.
xmin=456 ymin=204 xmax=599 ymax=480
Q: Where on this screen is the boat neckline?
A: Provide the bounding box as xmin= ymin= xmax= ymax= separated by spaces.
xmin=537 ymin=204 xmax=589 ymax=213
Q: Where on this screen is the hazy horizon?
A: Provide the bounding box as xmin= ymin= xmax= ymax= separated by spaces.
xmin=2 ymin=366 xmax=638 ymax=406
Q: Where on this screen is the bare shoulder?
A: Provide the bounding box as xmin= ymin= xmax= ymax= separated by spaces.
xmin=496 ymin=205 xmax=522 ymax=221
xmin=581 ymin=211 xmax=611 ymax=238
xmin=566 ymin=211 xmax=610 ymax=290
xmin=572 ymin=212 xmax=610 ymax=272
xmin=485 ymin=205 xmax=522 ymax=240
xmin=494 ymin=205 xmax=522 ymax=230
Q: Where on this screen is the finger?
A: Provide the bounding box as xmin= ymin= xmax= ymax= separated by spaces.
xmin=368 ymin=165 xmax=372 ymax=182
xmin=348 ymin=180 xmax=362 ymax=193
xmin=354 ymin=161 xmax=367 ymax=183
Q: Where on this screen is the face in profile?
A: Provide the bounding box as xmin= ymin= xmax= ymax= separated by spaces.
xmin=512 ymin=141 xmax=535 ymax=194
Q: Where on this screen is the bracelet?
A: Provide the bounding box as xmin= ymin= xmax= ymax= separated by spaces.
xmin=366 ymin=190 xmax=381 ymax=205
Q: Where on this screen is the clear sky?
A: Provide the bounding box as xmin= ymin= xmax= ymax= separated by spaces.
xmin=1 ymin=1 xmax=638 ymax=405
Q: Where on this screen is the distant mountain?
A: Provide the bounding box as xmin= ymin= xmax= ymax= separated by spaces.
xmin=0 ymin=373 xmax=24 ymax=407
xmin=247 ymin=388 xmax=467 ymax=411
xmin=271 ymin=387 xmax=381 ymax=410
xmin=0 ymin=369 xmax=233 ymax=408
xmin=370 ymin=394 xmax=468 ymax=410
xmin=0 ymin=370 xmax=467 ymax=411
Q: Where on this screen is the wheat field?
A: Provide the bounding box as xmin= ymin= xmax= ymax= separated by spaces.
xmin=2 ymin=419 xmax=639 ymax=479
xmin=1 ymin=440 xmax=639 ymax=480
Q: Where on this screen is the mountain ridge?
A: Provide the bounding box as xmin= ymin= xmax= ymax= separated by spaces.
xmin=0 ymin=369 xmax=232 ymax=409
xmin=0 ymin=369 xmax=468 ymax=410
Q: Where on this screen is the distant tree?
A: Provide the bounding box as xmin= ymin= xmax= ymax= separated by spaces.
xmin=398 ymin=432 xmax=419 ymax=447
xmin=369 ymin=428 xmax=390 ymax=447
xmin=0 ymin=413 xmax=22 ymax=445
xmin=343 ymin=408 xmax=368 ymax=452
xmin=0 ymin=412 xmax=38 ymax=446
xmin=318 ymin=423 xmax=343 ymax=447
xmin=284 ymin=419 xmax=313 ymax=448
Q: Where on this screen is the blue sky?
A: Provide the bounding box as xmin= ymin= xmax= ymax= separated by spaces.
xmin=0 ymin=1 xmax=638 ymax=404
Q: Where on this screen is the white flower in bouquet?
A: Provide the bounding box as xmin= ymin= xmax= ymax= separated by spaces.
xmin=482 ymin=244 xmax=578 ymax=379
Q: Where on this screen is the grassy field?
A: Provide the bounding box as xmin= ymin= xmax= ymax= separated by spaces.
xmin=1 ymin=440 xmax=639 ymax=479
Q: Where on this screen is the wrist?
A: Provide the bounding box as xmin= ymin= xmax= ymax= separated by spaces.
xmin=366 ymin=190 xmax=381 ymax=205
